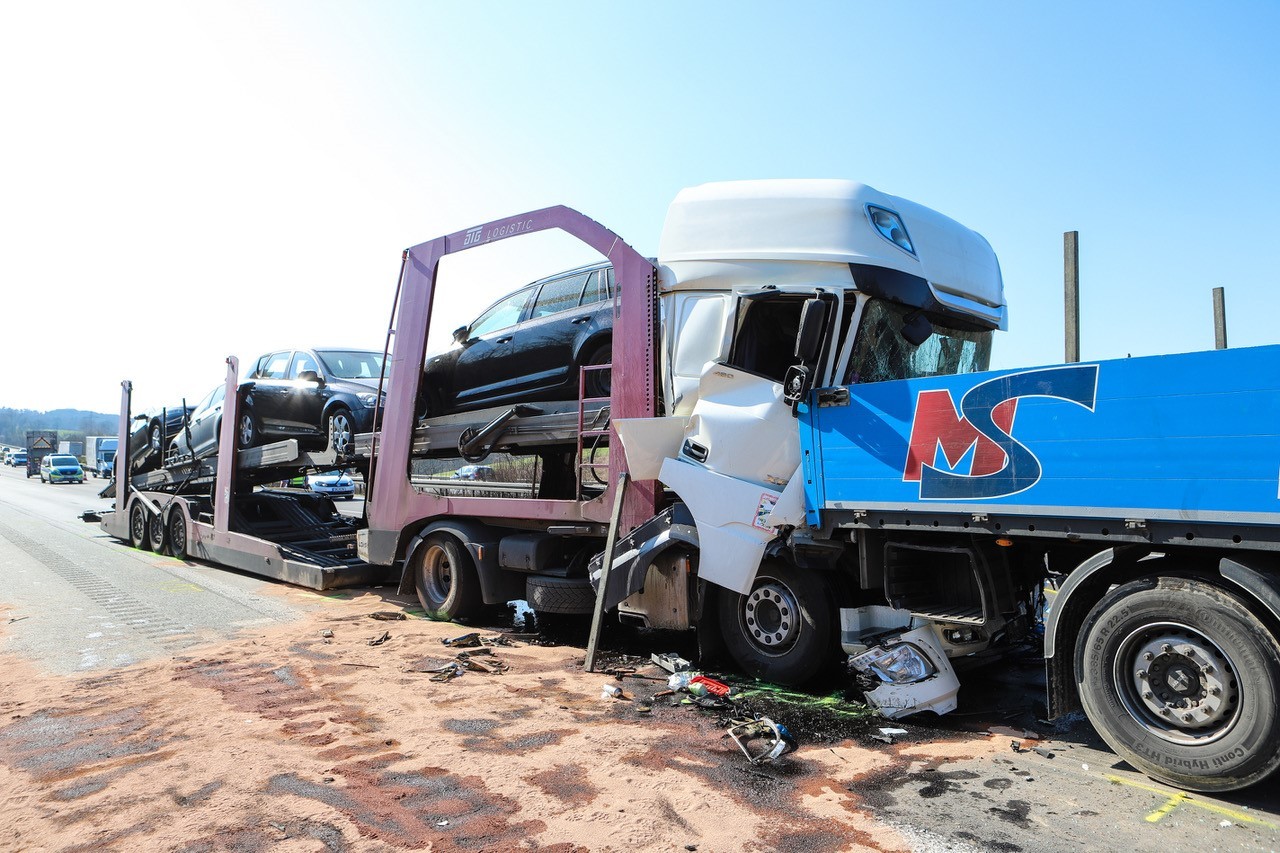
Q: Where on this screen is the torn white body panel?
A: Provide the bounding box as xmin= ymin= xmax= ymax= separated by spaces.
xmin=681 ymin=364 xmax=799 ymax=490
xmin=614 ymin=416 xmax=690 ymax=481
xmin=658 ymin=457 xmax=779 ymax=595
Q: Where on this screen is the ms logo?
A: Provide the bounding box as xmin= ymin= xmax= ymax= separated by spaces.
xmin=903 ymin=365 xmax=1098 ymax=500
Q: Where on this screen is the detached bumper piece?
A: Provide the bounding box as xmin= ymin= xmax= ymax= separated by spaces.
xmin=844 ymin=613 xmax=961 ymax=720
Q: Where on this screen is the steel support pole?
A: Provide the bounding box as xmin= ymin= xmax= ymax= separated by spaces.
xmin=1064 ymin=231 xmax=1080 ymax=363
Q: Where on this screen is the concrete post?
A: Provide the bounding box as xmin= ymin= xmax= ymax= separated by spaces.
xmin=1213 ymin=287 xmax=1228 ymax=350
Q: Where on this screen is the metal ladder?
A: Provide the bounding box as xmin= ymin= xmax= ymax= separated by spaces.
xmin=574 ymin=363 xmax=612 ymax=497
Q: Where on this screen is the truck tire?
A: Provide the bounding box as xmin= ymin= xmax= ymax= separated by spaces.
xmin=148 ymin=510 xmax=167 ymax=554
xmin=526 ymin=576 xmax=596 ymax=615
xmin=717 ymin=559 xmax=834 ymax=687
xmin=168 ymin=510 xmax=188 ymax=559
xmin=412 ymin=533 xmax=483 ymax=621
xmin=129 ymin=502 xmax=152 ymax=552
xmin=1076 ymin=575 xmax=1280 ymax=792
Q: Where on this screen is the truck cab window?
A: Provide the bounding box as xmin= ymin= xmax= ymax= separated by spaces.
xmin=727 ymin=295 xmax=807 ymax=383
xmin=844 ymin=299 xmax=992 ymax=385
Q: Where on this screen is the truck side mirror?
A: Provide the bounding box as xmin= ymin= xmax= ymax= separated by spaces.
xmin=453 ymin=325 xmax=470 ymax=345
xmin=794 ymin=299 xmax=828 ymax=362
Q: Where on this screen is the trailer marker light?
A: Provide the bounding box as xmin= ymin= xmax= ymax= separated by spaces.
xmin=866 ymin=205 xmax=916 ymax=257
xmin=996 ymin=537 xmax=1013 ymax=547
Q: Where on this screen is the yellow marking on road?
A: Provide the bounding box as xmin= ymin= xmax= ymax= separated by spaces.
xmin=1105 ymin=774 xmax=1278 ymax=829
xmin=1144 ymin=791 xmax=1187 ymax=823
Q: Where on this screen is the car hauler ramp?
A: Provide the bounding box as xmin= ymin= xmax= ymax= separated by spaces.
xmin=96 ymin=362 xmax=387 ymax=590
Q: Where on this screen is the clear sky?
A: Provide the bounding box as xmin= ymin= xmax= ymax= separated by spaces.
xmin=2 ymin=1 xmax=1277 ymax=414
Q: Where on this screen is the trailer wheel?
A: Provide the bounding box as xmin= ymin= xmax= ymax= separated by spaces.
xmin=717 ymin=559 xmax=834 ymax=687
xmin=526 ymin=576 xmax=596 ymax=615
xmin=1077 ymin=576 xmax=1280 ymax=792
xmin=237 ymin=411 xmax=259 ymax=449
xmin=148 ymin=510 xmax=167 ymax=554
xmin=328 ymin=408 xmax=354 ymax=455
xmin=168 ymin=510 xmax=188 ymax=558
xmin=413 ymin=533 xmax=483 ymax=621
xmin=129 ymin=502 xmax=152 ymax=552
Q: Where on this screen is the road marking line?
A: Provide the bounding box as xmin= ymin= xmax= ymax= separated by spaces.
xmin=1106 ymin=774 xmax=1277 ymax=829
xmin=1144 ymin=791 xmax=1187 ymax=823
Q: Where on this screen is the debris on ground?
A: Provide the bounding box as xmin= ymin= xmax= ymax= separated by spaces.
xmin=1032 ymin=745 xmax=1055 ymax=759
xmin=320 ymin=629 xmax=334 ymax=644
xmin=651 ymin=652 xmax=693 ymax=673
xmin=368 ymin=631 xmax=391 ymax=647
xmin=600 ymin=683 xmax=633 ymax=701
xmin=441 ymin=632 xmax=520 ymax=649
xmin=725 ymin=716 xmax=798 ymax=765
xmin=369 ymin=611 xmax=406 ymax=621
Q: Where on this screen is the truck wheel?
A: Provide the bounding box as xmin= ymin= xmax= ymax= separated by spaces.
xmin=129 ymin=502 xmax=152 ymax=552
xmin=168 ymin=510 xmax=188 ymax=558
xmin=148 ymin=510 xmax=168 ymax=554
xmin=717 ymin=559 xmax=834 ymax=687
xmin=583 ymin=342 xmax=612 ymax=399
xmin=413 ymin=533 xmax=483 ymax=621
xmin=526 ymin=576 xmax=596 ymax=615
xmin=328 ymin=408 xmax=353 ymax=455
xmin=1077 ymin=575 xmax=1280 ymax=792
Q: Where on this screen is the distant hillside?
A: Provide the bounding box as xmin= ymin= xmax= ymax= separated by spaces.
xmin=0 ymin=408 xmax=117 ymax=447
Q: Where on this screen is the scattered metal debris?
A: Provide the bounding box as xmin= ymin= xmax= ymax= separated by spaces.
xmin=7 ymin=616 xmax=30 ymax=624
xmin=368 ymin=631 xmax=391 ymax=647
xmin=369 ymin=611 xmax=406 ymax=621
xmin=652 ymin=652 xmax=693 ymax=674
xmin=725 ymin=716 xmax=797 ymax=765
xmin=340 ymin=662 xmax=379 ymax=668
xmin=441 ymin=632 xmax=519 ymax=649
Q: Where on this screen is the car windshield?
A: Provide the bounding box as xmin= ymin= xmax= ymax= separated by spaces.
xmin=50 ymin=455 xmax=78 ymax=466
xmin=316 ymin=350 xmax=384 ymax=380
xmin=844 ymin=298 xmax=993 ymax=384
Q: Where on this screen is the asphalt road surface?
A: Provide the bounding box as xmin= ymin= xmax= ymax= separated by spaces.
xmin=1 ymin=461 xmax=1278 ymax=851
xmin=0 ymin=463 xmax=320 ymax=673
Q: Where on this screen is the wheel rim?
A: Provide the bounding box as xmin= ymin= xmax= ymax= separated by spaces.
xmin=130 ymin=505 xmax=146 ymax=543
xmin=170 ymin=514 xmax=186 ymax=555
xmin=421 ymin=543 xmax=454 ymax=605
xmin=238 ymin=414 xmax=254 ymax=447
xmin=149 ymin=513 xmax=165 ymax=549
xmin=739 ymin=576 xmax=802 ymax=656
xmin=150 ymin=424 xmax=162 ymax=453
xmin=330 ymin=412 xmax=352 ymax=454
xmin=1114 ymin=621 xmax=1241 ymax=745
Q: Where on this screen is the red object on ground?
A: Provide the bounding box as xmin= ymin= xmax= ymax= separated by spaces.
xmin=690 ymin=675 xmax=731 ymax=697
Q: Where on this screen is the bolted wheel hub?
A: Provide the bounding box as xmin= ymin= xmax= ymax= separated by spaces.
xmin=1122 ymin=624 xmax=1239 ymax=742
xmin=422 ymin=544 xmax=454 ymax=603
xmin=742 ymin=579 xmax=801 ymax=652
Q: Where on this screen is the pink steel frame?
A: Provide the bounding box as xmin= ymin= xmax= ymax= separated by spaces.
xmin=365 ymin=206 xmax=659 ymax=556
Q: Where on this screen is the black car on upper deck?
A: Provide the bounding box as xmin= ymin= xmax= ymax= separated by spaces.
xmin=420 ymin=261 xmax=614 ymax=416
xmin=169 ymin=348 xmax=385 ymax=460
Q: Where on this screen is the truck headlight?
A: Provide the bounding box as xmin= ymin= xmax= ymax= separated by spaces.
xmin=866 ymin=205 xmax=916 ymax=257
xmin=851 ymin=642 xmax=937 ymax=684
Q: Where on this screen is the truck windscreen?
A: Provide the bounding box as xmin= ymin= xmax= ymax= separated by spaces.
xmin=844 ymin=298 xmax=992 ymax=385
